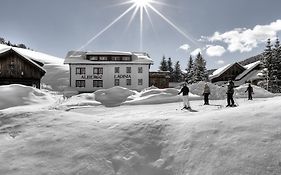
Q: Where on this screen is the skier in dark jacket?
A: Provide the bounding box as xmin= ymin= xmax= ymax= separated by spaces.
xmin=226 ymin=79 xmax=235 ymax=107
xmin=178 ymin=83 xmax=191 ymax=109
xmin=245 ymin=84 xmax=254 ymax=100
xmin=202 ymin=83 xmax=210 ymax=105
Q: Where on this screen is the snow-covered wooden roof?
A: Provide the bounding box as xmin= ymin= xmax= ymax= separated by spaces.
xmin=0 ymin=46 xmax=46 ymax=73
xmin=209 ymin=64 xmax=232 ymax=79
xmin=64 ymin=51 xmax=153 ymax=65
xmin=235 ymin=61 xmax=261 ymax=80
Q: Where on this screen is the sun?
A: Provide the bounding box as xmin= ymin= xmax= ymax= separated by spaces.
xmin=131 ymin=0 xmax=152 ymax=8
xmin=77 ymin=0 xmax=198 ymax=52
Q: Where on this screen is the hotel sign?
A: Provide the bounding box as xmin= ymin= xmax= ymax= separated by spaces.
xmin=81 ymin=75 xmax=102 ymax=79
xmin=114 ymin=75 xmax=131 ymax=79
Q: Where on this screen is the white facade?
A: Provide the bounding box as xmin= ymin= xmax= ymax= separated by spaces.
xmin=64 ymin=51 xmax=153 ymax=92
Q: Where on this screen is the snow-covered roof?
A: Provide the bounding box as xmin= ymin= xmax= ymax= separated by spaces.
xmin=235 ymin=61 xmax=261 ymax=80
xmin=64 ymin=51 xmax=153 ymax=65
xmin=0 ymin=44 xmax=64 ymax=65
xmin=0 ymin=45 xmax=46 ymax=73
xmin=209 ymin=64 xmax=232 ymax=79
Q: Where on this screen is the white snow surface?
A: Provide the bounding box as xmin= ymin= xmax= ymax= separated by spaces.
xmin=0 ymin=44 xmax=69 ymax=91
xmin=1 ymin=84 xmax=281 ymax=174
xmin=0 ymin=84 xmax=57 ymax=110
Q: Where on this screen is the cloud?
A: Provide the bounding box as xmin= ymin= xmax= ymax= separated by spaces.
xmin=179 ymin=44 xmax=190 ymax=52
xmin=205 ymin=19 xmax=281 ymax=53
xmin=191 ymin=48 xmax=202 ymax=56
xmin=206 ymin=45 xmax=226 ymax=57
xmin=217 ymin=60 xmax=225 ymax=65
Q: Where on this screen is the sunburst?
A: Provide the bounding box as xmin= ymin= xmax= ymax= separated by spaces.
xmin=77 ymin=0 xmax=198 ymax=52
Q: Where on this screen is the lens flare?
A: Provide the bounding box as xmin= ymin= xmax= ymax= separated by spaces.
xmin=132 ymin=0 xmax=152 ymax=8
xmin=76 ymin=0 xmax=199 ymax=52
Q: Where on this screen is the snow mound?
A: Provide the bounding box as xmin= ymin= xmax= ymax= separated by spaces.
xmin=60 ymin=93 xmax=101 ymax=108
xmin=94 ymin=86 xmax=136 ymax=107
xmin=125 ymin=87 xmax=200 ymax=105
xmin=235 ymin=84 xmax=275 ymax=98
xmin=189 ymin=81 xmax=227 ymax=100
xmin=0 ymin=84 xmax=55 ymax=110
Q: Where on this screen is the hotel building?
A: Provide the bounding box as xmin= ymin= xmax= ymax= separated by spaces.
xmin=64 ymin=51 xmax=153 ymax=92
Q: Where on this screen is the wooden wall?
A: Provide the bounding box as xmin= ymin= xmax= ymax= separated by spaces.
xmin=0 ymin=50 xmax=45 ymax=88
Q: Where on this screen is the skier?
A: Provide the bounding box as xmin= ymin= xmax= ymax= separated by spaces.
xmin=178 ymin=83 xmax=191 ymax=110
xmin=226 ymin=79 xmax=236 ymax=107
xmin=245 ymin=83 xmax=254 ymax=100
xmin=202 ymin=83 xmax=210 ymax=105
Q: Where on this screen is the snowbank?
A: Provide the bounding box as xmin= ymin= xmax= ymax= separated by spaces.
xmin=125 ymin=88 xmax=200 ymax=105
xmin=235 ymin=84 xmax=275 ymax=98
xmin=94 ymin=86 xmax=136 ymax=107
xmin=189 ymin=81 xmax=227 ymax=100
xmin=60 ymin=93 xmax=101 ymax=108
xmin=189 ymin=81 xmax=275 ymax=100
xmin=0 ymin=84 xmax=55 ymax=110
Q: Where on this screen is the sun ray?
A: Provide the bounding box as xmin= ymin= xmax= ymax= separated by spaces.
xmin=144 ymin=6 xmax=156 ymax=33
xmin=140 ymin=5 xmax=144 ymax=51
xmin=125 ymin=6 xmax=139 ymax=31
xmin=147 ymin=3 xmax=200 ymax=47
xmin=78 ymin=4 xmax=136 ymax=51
xmin=76 ymin=0 xmax=200 ymax=53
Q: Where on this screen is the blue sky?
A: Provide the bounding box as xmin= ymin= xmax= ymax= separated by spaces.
xmin=1 ymin=0 xmax=281 ymax=70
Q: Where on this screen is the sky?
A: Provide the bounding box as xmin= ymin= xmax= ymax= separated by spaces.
xmin=1 ymin=0 xmax=281 ymax=70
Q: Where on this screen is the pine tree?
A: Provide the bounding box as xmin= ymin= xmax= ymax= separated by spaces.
xmin=167 ymin=57 xmax=174 ymax=81
xmin=159 ymin=55 xmax=168 ymax=71
xmin=0 ymin=37 xmax=5 ymax=44
xmin=193 ymin=52 xmax=208 ymax=82
xmin=185 ymin=55 xmax=195 ymax=84
xmin=173 ymin=61 xmax=182 ymax=82
xmin=262 ymin=39 xmax=274 ymax=92
xmin=273 ymin=38 xmax=281 ymax=90
xmin=18 ymin=44 xmax=27 ymax=49
xmin=167 ymin=57 xmax=173 ymax=73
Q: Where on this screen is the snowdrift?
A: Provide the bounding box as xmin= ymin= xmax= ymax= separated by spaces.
xmin=59 ymin=86 xmax=201 ymax=108
xmin=235 ymin=84 xmax=275 ymax=98
xmin=189 ymin=81 xmax=227 ymax=100
xmin=189 ymin=81 xmax=275 ymax=99
xmin=0 ymin=84 xmax=55 ymax=110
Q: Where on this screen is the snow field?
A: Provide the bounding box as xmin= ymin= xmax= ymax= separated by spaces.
xmin=1 ymin=97 xmax=281 ymax=174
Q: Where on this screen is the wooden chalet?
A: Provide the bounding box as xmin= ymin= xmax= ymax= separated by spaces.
xmin=0 ymin=48 xmax=46 ymax=88
xmin=149 ymin=71 xmax=170 ymax=88
xmin=210 ymin=62 xmax=245 ymax=83
xmin=210 ymin=61 xmax=263 ymax=86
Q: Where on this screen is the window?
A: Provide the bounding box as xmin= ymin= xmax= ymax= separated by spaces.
xmin=138 ymin=67 xmax=143 ymax=73
xmin=122 ymin=56 xmax=131 ymax=61
xmin=138 ymin=79 xmax=143 ymax=85
xmin=88 ymin=55 xmax=98 ymax=61
xmin=112 ymin=56 xmax=121 ymax=61
xmin=99 ymin=56 xmax=108 ymax=61
xmin=76 ymin=80 xmax=85 ymax=88
xmin=93 ymin=80 xmax=103 ymax=87
xmin=115 ymin=67 xmax=120 ymax=73
xmin=76 ymin=67 xmax=86 ymax=74
xmin=93 ymin=67 xmax=103 ymax=74
xmin=114 ymin=79 xmax=120 ymax=86
xmin=126 ymin=67 xmax=131 ymax=73
xmin=126 ymin=79 xmax=131 ymax=86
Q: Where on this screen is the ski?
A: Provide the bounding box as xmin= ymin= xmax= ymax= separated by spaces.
xmin=181 ymin=107 xmax=198 ymax=112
